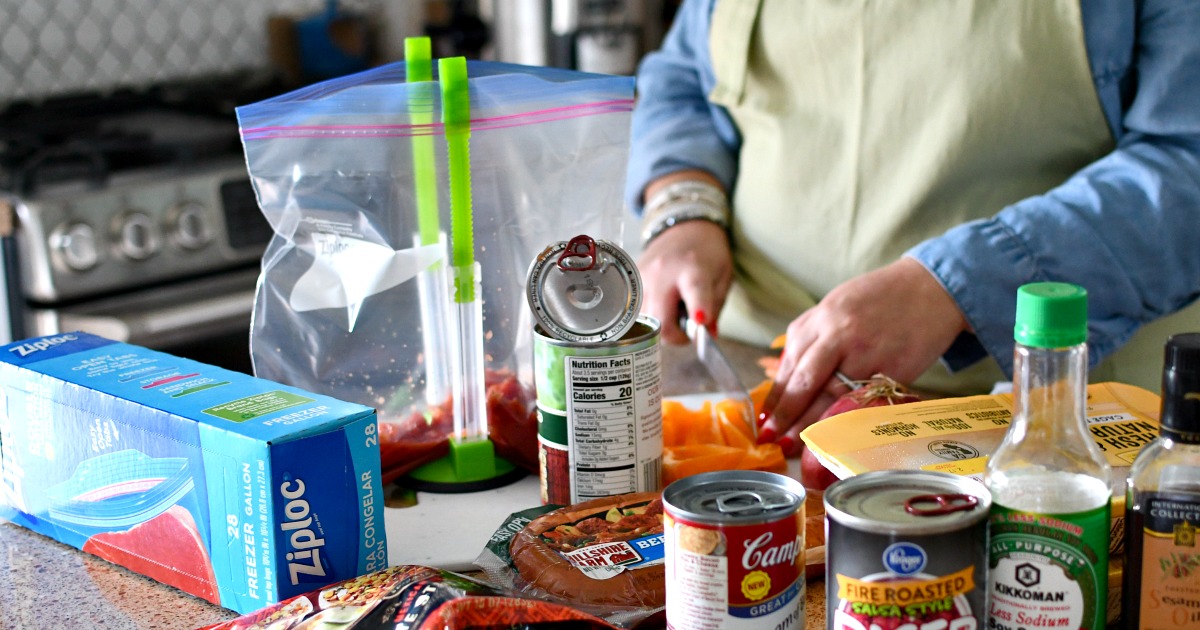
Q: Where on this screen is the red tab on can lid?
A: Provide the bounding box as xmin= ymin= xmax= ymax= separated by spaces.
xmin=556 ymin=235 xmax=599 ymax=271
xmin=905 ymin=493 xmax=979 ymax=517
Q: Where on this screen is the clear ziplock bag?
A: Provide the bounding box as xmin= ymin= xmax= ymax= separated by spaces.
xmin=237 ymin=60 xmax=635 ymax=482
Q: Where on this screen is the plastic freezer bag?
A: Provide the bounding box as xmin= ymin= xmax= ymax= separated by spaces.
xmin=236 ymin=61 xmax=635 ymax=481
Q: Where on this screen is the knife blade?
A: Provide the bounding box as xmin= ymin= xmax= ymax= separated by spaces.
xmin=684 ymin=316 xmax=757 ymax=439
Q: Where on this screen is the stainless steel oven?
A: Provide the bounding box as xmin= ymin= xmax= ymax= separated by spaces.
xmin=0 ymin=77 xmax=279 ymax=372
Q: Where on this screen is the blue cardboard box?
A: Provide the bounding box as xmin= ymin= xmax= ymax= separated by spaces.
xmin=0 ymin=332 xmax=387 ymax=613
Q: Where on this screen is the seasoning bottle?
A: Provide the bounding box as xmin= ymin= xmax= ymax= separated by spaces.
xmin=1122 ymin=332 xmax=1200 ymax=629
xmin=985 ymin=282 xmax=1112 ymax=630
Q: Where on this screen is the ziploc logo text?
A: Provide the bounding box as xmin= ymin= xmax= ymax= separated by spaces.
xmin=279 ymin=479 xmax=328 ymax=585
xmin=8 ymin=334 xmax=77 ymax=358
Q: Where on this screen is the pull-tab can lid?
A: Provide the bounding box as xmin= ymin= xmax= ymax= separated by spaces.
xmin=663 ymin=470 xmax=806 ymax=526
xmin=825 ymin=470 xmax=990 ymax=535
xmin=526 ymin=235 xmax=641 ymax=344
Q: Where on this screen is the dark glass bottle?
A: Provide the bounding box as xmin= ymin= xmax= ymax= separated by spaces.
xmin=1122 ymin=332 xmax=1200 ymax=629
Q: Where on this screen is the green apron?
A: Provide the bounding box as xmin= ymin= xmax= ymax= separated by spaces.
xmin=708 ymin=0 xmax=1197 ymax=393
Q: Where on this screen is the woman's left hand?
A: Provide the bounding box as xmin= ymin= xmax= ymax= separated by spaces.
xmin=758 ymin=257 xmax=970 ymax=456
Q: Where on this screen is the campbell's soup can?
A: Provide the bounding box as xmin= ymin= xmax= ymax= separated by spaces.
xmin=527 ymin=235 xmax=663 ymax=505
xmin=663 ymin=470 xmax=807 ymax=630
xmin=824 ymin=470 xmax=990 ymax=630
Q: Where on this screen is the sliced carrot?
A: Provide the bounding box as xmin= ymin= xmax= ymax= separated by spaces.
xmin=770 ymin=333 xmax=787 ymax=349
xmin=665 ymin=443 xmax=745 ymax=460
xmin=757 ymin=355 xmax=781 ymax=379
xmin=661 ymin=399 xmax=686 ymax=447
xmin=662 ymin=444 xmax=745 ymax=485
xmin=660 ymin=389 xmax=790 ymax=486
xmin=715 ymin=399 xmax=755 ymax=448
xmin=680 ymin=401 xmax=720 ymax=446
xmin=738 ymin=443 xmax=788 ymax=474
xmin=749 ymin=379 xmax=772 ymax=419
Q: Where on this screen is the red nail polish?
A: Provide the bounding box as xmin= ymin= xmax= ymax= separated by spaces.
xmin=757 ymin=427 xmax=776 ymax=445
xmin=778 ymin=436 xmax=795 ymax=455
xmin=694 ymin=309 xmax=707 ymax=326
xmin=756 ymin=412 xmax=769 ymax=426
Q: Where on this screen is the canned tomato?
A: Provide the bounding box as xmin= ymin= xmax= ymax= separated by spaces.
xmin=528 ymin=235 xmax=662 ymax=505
xmin=824 ymin=470 xmax=990 ymax=630
xmin=663 ymin=470 xmax=807 ymax=630
xmin=532 ymin=318 xmax=663 ymax=505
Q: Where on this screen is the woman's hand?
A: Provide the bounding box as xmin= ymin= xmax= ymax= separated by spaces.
xmin=758 ymin=257 xmax=970 ymax=455
xmin=639 ymin=220 xmax=733 ymax=344
xmin=638 ymin=170 xmax=733 ymax=344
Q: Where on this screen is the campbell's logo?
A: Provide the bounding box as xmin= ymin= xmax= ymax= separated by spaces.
xmin=742 ymin=531 xmax=803 ymax=571
xmin=883 ymin=542 xmax=927 ymax=575
xmin=9 ymin=334 xmax=77 ymax=357
xmin=280 ymin=479 xmax=328 ymax=585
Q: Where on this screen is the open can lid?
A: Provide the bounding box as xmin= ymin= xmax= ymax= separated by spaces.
xmin=525 ymin=235 xmax=642 ymax=344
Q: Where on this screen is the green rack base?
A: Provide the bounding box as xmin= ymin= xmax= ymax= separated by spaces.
xmin=402 ymin=436 xmax=526 ymax=493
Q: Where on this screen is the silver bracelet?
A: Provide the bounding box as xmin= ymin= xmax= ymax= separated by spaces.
xmin=644 ymin=180 xmax=727 ymax=216
xmin=640 ymin=180 xmax=730 ymax=246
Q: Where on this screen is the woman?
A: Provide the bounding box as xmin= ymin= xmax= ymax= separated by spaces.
xmin=626 ymin=0 xmax=1200 ymax=455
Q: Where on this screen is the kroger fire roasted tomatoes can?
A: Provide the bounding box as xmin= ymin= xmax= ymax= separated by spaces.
xmin=824 ymin=470 xmax=990 ymax=630
xmin=663 ymin=470 xmax=807 ymax=630
xmin=528 ymin=235 xmax=662 ymax=506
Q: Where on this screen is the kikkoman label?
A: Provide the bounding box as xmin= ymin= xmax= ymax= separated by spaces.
xmin=987 ymin=504 xmax=1109 ymax=630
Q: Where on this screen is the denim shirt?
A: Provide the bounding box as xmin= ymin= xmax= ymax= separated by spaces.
xmin=625 ymin=0 xmax=1200 ymax=377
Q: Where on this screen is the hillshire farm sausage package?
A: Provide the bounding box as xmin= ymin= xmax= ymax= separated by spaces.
xmin=0 ymin=332 xmax=386 ymax=614
xmin=200 ymin=564 xmax=620 ymax=630
xmin=800 ymin=381 xmax=1159 ymax=556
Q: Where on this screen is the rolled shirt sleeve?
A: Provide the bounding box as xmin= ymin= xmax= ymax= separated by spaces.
xmin=624 ymin=0 xmax=740 ymax=213
xmin=908 ymin=0 xmax=1200 ymax=377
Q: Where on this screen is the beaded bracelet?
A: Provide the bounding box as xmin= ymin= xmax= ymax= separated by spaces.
xmin=640 ymin=180 xmax=730 ymax=246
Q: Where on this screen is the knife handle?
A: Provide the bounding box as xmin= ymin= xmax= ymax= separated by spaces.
xmin=678 ymin=303 xmax=712 ymax=341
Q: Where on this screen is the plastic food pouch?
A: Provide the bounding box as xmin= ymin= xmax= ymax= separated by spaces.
xmin=198 ymin=564 xmax=620 ymax=630
xmin=236 ymin=61 xmax=635 ymax=481
xmin=474 ymin=495 xmax=666 ymax=629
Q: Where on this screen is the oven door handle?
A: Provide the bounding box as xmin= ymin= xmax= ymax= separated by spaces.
xmin=55 ymin=288 xmax=256 ymax=349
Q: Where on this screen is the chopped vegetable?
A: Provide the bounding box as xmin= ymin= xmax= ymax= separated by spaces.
xmin=660 ymin=384 xmax=786 ymax=484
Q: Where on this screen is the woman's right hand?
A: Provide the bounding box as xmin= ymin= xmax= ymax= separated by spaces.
xmin=639 ymin=219 xmax=733 ymax=344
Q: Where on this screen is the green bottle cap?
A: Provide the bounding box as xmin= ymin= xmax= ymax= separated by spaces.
xmin=1013 ymin=282 xmax=1088 ymax=348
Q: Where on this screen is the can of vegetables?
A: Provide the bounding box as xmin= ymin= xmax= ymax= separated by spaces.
xmin=824 ymin=470 xmax=990 ymax=630
xmin=527 ymin=235 xmax=663 ymax=505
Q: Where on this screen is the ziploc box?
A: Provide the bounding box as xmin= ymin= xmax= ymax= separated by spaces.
xmin=0 ymin=332 xmax=388 ymax=613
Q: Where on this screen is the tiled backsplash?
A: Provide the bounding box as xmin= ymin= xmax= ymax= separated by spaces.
xmin=0 ymin=0 xmax=400 ymax=104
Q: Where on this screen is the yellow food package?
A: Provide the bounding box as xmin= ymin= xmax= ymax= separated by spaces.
xmin=800 ymin=381 xmax=1159 ymax=557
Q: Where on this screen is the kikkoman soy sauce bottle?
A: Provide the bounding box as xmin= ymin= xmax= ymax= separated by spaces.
xmin=985 ymin=282 xmax=1112 ymax=630
xmin=1122 ymin=332 xmax=1200 ymax=629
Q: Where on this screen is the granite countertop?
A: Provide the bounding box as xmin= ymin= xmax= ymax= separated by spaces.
xmin=0 ymin=520 xmax=239 ymax=628
xmin=0 ymin=338 xmax=825 ymax=629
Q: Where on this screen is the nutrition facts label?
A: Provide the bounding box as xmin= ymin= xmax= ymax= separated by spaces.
xmin=565 ymin=346 xmax=662 ymax=501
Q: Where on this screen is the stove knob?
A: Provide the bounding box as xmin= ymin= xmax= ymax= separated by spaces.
xmin=112 ymin=211 xmax=161 ymax=261
xmin=49 ymin=221 xmax=100 ymax=272
xmin=168 ymin=200 xmax=211 ymax=250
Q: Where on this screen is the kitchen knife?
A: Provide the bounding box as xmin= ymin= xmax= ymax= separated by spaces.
xmin=684 ymin=316 xmax=758 ymax=440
